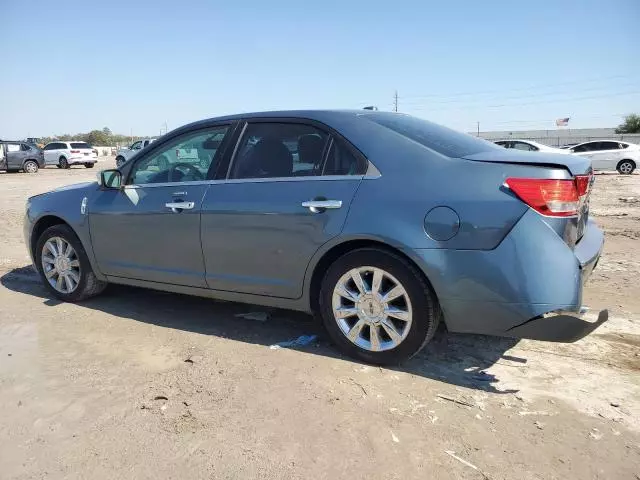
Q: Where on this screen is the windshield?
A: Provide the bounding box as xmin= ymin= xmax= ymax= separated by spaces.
xmin=365 ymin=112 xmax=500 ymax=158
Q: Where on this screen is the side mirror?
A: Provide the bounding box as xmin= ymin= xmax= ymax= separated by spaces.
xmin=98 ymin=169 xmax=122 ymax=189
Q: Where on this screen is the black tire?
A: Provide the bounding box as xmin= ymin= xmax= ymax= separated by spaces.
xmin=59 ymin=156 xmax=69 ymax=169
xmin=319 ymin=248 xmax=440 ymax=365
xmin=23 ymin=160 xmax=39 ymax=174
xmin=35 ymin=224 xmax=107 ymax=302
xmin=616 ymin=159 xmax=636 ymax=175
xmin=115 ymin=156 xmax=125 ymax=168
xmin=84 ymin=163 xmax=94 ymax=168
xmin=56 ymin=165 xmax=61 ymax=169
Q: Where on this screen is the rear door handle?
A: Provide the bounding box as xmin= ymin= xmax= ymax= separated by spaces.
xmin=302 ymin=200 xmax=342 ymax=213
xmin=165 ymin=201 xmax=195 ymax=212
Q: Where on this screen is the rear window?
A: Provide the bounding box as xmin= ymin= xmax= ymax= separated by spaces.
xmin=70 ymin=142 xmax=92 ymax=149
xmin=365 ymin=112 xmax=500 ymax=158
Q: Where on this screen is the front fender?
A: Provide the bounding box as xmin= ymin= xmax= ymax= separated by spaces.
xmin=26 ymin=183 xmax=105 ymax=280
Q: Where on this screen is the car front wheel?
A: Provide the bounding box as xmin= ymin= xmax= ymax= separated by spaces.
xmin=36 ymin=224 xmax=107 ymax=302
xmin=617 ymin=160 xmax=636 ymax=175
xmin=319 ymin=248 xmax=440 ymax=365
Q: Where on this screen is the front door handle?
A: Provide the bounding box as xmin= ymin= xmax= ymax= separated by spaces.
xmin=301 ymin=200 xmax=342 ymax=213
xmin=165 ymin=201 xmax=195 ymax=212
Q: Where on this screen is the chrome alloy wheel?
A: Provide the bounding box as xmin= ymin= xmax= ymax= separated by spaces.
xmin=41 ymin=237 xmax=81 ymax=294
xmin=619 ymin=161 xmax=634 ymax=174
xmin=332 ymin=266 xmax=413 ymax=352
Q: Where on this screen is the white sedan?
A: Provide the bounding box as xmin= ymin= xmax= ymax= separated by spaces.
xmin=569 ymin=141 xmax=638 ymax=174
xmin=494 ymin=139 xmax=571 ymax=154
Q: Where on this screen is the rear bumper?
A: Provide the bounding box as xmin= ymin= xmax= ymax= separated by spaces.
xmin=69 ymin=158 xmax=97 ymax=164
xmin=409 ymin=210 xmax=607 ymax=342
xmin=506 ymin=308 xmax=608 ymax=342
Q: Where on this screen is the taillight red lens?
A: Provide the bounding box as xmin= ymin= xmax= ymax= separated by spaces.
xmin=505 ymin=177 xmax=580 ymax=217
xmin=574 ymin=174 xmax=591 ymax=197
xmin=70 ymin=150 xmax=80 ymax=153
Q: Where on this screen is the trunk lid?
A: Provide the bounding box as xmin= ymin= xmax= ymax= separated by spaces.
xmin=462 ymin=149 xmax=592 ymax=176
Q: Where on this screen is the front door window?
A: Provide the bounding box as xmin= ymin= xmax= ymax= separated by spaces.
xmin=129 ymin=126 xmax=230 ymax=185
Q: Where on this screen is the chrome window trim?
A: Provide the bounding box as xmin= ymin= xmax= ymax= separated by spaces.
xmin=123 ymin=173 xmax=380 ymax=189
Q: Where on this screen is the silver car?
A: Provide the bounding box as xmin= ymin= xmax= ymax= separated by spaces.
xmin=24 ymin=110 xmax=607 ymax=364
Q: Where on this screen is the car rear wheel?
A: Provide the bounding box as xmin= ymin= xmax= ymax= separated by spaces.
xmin=59 ymin=156 xmax=69 ymax=169
xmin=23 ymin=160 xmax=39 ymax=174
xmin=617 ymin=160 xmax=636 ymax=175
xmin=116 ymin=156 xmax=125 ymax=168
xmin=36 ymin=224 xmax=107 ymax=302
xmin=319 ymin=248 xmax=440 ymax=365
xmin=84 ymin=163 xmax=94 ymax=168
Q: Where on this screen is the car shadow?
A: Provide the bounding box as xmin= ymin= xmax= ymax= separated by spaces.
xmin=1 ymin=266 xmax=521 ymax=394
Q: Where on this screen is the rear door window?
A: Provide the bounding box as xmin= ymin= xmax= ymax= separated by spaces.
xmin=229 ymin=123 xmax=329 ymax=179
xmin=598 ymin=141 xmax=620 ymax=151
xmin=323 ymin=139 xmax=365 ymax=175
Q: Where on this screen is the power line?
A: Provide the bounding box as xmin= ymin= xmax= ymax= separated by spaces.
xmin=399 ymin=82 xmax=640 ymax=107
xmin=407 ymin=90 xmax=640 ymax=112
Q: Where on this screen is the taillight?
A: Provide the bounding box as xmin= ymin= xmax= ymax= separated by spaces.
xmin=70 ymin=150 xmax=80 ymax=154
xmin=505 ymin=175 xmax=592 ymax=217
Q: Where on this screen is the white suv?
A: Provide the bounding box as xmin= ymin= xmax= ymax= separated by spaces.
xmin=115 ymin=138 xmax=156 ymax=167
xmin=43 ymin=141 xmax=98 ymax=169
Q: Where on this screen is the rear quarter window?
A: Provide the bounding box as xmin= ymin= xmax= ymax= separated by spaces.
xmin=365 ymin=113 xmax=500 ymax=157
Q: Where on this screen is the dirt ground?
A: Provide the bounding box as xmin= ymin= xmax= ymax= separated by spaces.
xmin=0 ymin=159 xmax=639 ymax=480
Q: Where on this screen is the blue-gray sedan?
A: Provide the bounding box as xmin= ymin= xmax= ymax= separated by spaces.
xmin=24 ymin=110 xmax=607 ymax=364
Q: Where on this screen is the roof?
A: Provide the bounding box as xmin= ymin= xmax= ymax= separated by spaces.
xmin=191 ymin=109 xmax=373 ymax=124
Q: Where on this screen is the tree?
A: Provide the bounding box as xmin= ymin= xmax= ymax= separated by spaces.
xmin=86 ymin=130 xmax=110 ymax=146
xmin=102 ymin=127 xmax=112 ymax=136
xmin=615 ymin=114 xmax=640 ymax=134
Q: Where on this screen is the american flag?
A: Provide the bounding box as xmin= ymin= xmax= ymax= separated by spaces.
xmin=555 ymin=117 xmax=570 ymax=127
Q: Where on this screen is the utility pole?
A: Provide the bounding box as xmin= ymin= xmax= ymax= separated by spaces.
xmin=393 ymin=90 xmax=398 ymax=112
xmin=477 ymin=121 xmax=480 ymax=137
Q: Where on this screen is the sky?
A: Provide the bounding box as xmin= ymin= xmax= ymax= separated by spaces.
xmin=1 ymin=0 xmax=639 ymax=138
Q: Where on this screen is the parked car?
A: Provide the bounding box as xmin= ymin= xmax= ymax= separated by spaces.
xmin=42 ymin=141 xmax=98 ymax=169
xmin=560 ymin=143 xmax=579 ymax=149
xmin=24 ymin=110 xmax=607 ymax=365
xmin=494 ymin=139 xmax=570 ymax=154
xmin=569 ymin=141 xmax=638 ymax=174
xmin=0 ymin=140 xmax=44 ymax=173
xmin=115 ymin=138 xmax=156 ymax=167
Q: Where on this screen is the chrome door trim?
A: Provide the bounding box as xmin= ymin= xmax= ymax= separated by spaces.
xmin=124 ymin=174 xmax=377 ymax=189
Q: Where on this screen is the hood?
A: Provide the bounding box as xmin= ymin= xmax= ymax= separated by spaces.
xmin=463 ymin=149 xmax=592 ymax=176
xmin=29 ymin=181 xmax=97 ymax=201
xmin=53 ymin=181 xmax=97 ymax=193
